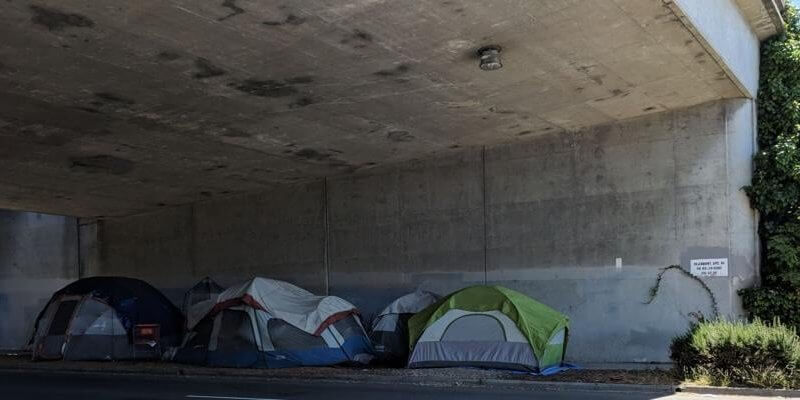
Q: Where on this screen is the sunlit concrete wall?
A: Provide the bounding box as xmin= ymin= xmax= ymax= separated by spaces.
xmin=80 ymin=98 xmax=757 ymax=363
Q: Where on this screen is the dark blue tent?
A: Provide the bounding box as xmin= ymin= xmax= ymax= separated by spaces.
xmin=30 ymin=277 xmax=184 ymax=361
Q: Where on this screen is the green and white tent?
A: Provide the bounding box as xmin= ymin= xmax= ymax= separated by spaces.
xmin=408 ymin=286 xmax=569 ymax=372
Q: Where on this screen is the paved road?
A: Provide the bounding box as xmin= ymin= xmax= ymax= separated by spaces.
xmin=0 ymin=370 xmax=742 ymax=400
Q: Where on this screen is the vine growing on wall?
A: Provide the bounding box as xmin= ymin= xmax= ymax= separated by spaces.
xmin=645 ymin=265 xmax=719 ymax=318
xmin=739 ymin=4 xmax=800 ymax=330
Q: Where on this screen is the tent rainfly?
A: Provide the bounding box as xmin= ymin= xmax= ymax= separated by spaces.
xmin=408 ymin=286 xmax=569 ymax=373
xmin=30 ymin=277 xmax=184 ymax=361
xmin=174 ymin=277 xmax=374 ymax=368
xmin=370 ymin=290 xmax=439 ymax=366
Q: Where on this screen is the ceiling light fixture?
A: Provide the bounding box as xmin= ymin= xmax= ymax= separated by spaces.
xmin=477 ymin=45 xmax=503 ymax=71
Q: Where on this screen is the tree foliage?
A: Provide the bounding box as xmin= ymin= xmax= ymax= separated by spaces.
xmin=740 ymin=5 xmax=800 ymax=329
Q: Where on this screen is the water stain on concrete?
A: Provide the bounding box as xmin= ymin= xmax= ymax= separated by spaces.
xmin=374 ymin=64 xmax=411 ymax=78
xmin=69 ymin=155 xmax=134 ymax=175
xmin=263 ymin=14 xmax=306 ymax=26
xmin=94 ymin=92 xmax=135 ymax=105
xmin=611 ymin=89 xmax=627 ymax=97
xmin=73 ymin=106 xmax=101 ymax=114
xmin=352 ymin=29 xmax=373 ymax=42
xmin=218 ymin=0 xmax=244 ymax=21
xmin=193 ymin=57 xmax=226 ymax=79
xmin=229 ymin=79 xmax=298 ymax=97
xmin=340 ymin=29 xmax=374 ymax=48
xmin=285 ymin=76 xmax=314 ymax=84
xmin=489 ymin=106 xmax=515 ymax=115
xmin=35 ymin=133 xmax=71 ymax=147
xmin=29 ymin=5 xmax=94 ymax=31
xmin=387 ymin=130 xmax=414 ymax=142
xmin=221 ymin=129 xmax=250 ymax=138
xmin=294 ymin=148 xmax=330 ymax=161
xmin=157 ymin=51 xmax=181 ymax=61
xmin=203 ymin=164 xmax=227 ymax=172
xmin=294 ymin=148 xmax=353 ymax=169
xmin=290 ymin=97 xmax=314 ymax=108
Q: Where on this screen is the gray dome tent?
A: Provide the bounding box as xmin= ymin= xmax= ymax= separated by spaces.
xmin=182 ymin=277 xmax=225 ymax=330
xmin=369 ymin=290 xmax=439 ymax=366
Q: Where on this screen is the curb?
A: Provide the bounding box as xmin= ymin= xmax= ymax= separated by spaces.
xmin=482 ymin=379 xmax=675 ymax=394
xmin=678 ymin=384 xmax=800 ymax=397
xmin=0 ymin=364 xmax=676 ymax=394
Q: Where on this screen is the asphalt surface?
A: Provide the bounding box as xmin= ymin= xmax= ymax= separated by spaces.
xmin=0 ymin=370 xmax=681 ymax=400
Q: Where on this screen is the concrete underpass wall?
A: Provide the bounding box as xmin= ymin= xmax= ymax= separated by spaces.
xmin=84 ymin=98 xmax=757 ymax=363
xmin=94 ymin=184 xmax=326 ymax=303
xmin=0 ymin=211 xmax=78 ymax=349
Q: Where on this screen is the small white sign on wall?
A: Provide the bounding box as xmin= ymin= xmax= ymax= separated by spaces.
xmin=690 ymin=258 xmax=729 ymax=277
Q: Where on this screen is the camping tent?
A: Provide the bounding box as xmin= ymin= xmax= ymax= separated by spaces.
xmin=408 ymin=286 xmax=569 ymax=373
xmin=30 ymin=276 xmax=184 ymax=361
xmin=182 ymin=277 xmax=225 ymax=329
xmin=173 ymin=277 xmax=374 ymax=368
xmin=370 ymin=290 xmax=439 ymax=365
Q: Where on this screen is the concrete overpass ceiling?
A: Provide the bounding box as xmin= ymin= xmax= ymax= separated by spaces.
xmin=0 ymin=0 xmax=749 ymax=217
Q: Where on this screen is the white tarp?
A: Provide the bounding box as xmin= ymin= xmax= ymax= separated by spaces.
xmin=378 ymin=290 xmax=440 ymax=317
xmin=204 ymin=277 xmax=357 ymax=335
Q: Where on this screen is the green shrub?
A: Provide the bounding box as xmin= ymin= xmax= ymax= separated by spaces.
xmin=671 ymin=319 xmax=800 ymax=388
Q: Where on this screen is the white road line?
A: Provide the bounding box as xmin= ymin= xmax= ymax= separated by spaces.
xmin=186 ymin=395 xmax=284 ymax=400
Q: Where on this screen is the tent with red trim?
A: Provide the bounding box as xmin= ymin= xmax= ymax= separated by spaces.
xmin=173 ymin=277 xmax=374 ymax=368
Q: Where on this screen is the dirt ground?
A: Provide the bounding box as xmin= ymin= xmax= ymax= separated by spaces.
xmin=0 ymin=354 xmax=678 ymax=386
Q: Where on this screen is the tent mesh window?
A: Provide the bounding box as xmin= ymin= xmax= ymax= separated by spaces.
xmin=333 ymin=316 xmax=363 ymax=340
xmin=48 ymin=300 xmax=79 ymax=335
xmin=267 ymin=319 xmax=326 ymax=350
xmin=216 ymin=310 xmax=257 ymax=352
xmin=68 ymin=299 xmax=114 ymax=335
xmin=441 ymin=315 xmax=506 ymax=342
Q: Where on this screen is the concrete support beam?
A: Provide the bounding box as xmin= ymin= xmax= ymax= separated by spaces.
xmin=667 ymin=0 xmax=764 ymax=98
